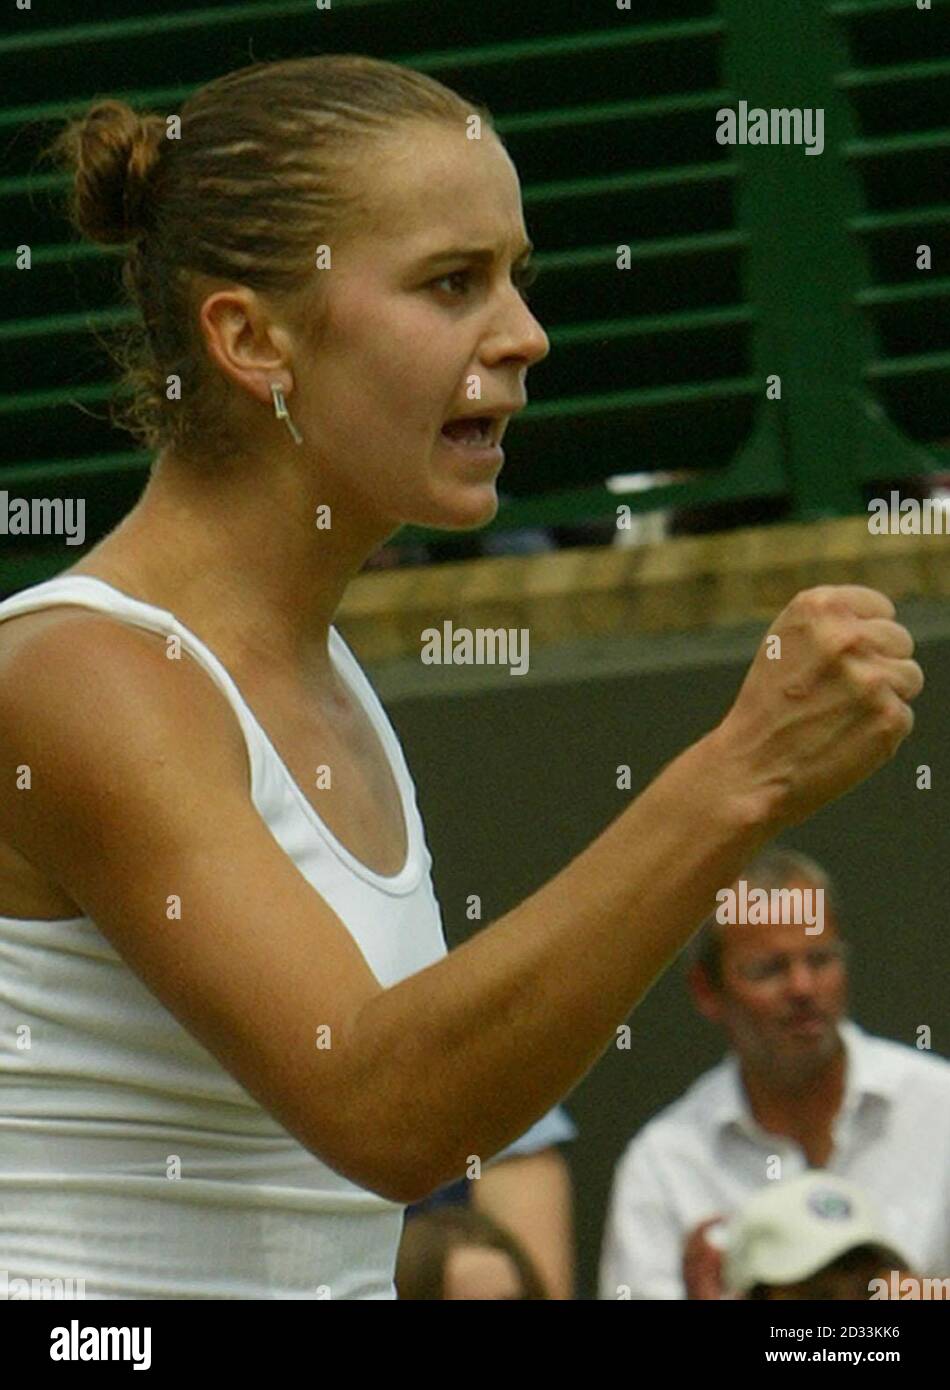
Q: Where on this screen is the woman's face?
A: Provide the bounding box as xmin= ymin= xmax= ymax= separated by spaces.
xmin=442 ymin=1243 xmax=527 ymax=1300
xmin=290 ymin=119 xmax=550 ymax=535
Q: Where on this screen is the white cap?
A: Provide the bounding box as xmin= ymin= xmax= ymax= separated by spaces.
xmin=723 ymin=1173 xmax=907 ymax=1295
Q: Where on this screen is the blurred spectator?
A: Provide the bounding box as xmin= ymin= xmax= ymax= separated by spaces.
xmin=599 ymin=847 xmax=950 ymax=1298
xmin=722 ymin=1172 xmax=913 ymax=1301
xmin=396 ymin=1207 xmax=548 ymax=1300
xmin=405 ymin=1104 xmax=576 ymax=1299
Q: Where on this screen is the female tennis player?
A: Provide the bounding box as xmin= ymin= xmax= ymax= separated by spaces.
xmin=0 ymin=55 xmax=923 ymax=1299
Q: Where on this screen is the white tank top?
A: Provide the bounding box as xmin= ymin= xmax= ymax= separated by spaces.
xmin=0 ymin=575 xmax=448 ymax=1299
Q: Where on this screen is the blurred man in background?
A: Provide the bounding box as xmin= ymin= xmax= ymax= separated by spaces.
xmin=599 ymin=848 xmax=950 ymax=1299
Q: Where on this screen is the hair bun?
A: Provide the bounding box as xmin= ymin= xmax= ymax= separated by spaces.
xmin=48 ymin=99 xmax=166 ymax=246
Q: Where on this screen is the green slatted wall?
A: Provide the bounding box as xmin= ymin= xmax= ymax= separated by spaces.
xmin=1 ymin=0 xmax=948 ymax=590
xmin=836 ymin=0 xmax=950 ymax=459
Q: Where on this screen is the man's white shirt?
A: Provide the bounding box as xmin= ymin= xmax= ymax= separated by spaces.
xmin=599 ymin=1020 xmax=950 ymax=1299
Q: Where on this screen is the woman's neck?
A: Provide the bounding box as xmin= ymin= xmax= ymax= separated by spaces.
xmin=68 ymin=448 xmax=394 ymax=680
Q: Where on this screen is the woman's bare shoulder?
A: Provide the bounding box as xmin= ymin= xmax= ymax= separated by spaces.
xmin=0 ymin=603 xmax=234 ymax=724
xmin=0 ymin=602 xmax=151 ymax=666
xmin=0 ymin=603 xmax=250 ymax=914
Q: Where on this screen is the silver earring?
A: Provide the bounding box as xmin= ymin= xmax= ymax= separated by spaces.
xmin=270 ymin=382 xmax=303 ymax=445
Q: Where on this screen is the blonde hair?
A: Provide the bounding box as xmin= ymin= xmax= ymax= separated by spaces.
xmin=41 ymin=54 xmax=494 ymax=465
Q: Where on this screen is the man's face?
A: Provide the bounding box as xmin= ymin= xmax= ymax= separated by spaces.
xmin=289 ymin=120 xmax=550 ymax=535
xmin=700 ymin=880 xmax=848 ymax=1075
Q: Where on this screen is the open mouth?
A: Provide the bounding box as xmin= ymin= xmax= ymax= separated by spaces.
xmin=440 ymin=416 xmax=497 ymax=447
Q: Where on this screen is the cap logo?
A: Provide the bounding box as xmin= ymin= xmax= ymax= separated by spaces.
xmin=807 ymin=1190 xmax=852 ymax=1220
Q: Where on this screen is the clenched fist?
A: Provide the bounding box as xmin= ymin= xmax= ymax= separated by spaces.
xmin=713 ymin=586 xmax=924 ymax=831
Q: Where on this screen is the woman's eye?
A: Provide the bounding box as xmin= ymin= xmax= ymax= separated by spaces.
xmin=432 ymin=270 xmax=472 ymax=296
xmin=431 ymin=263 xmax=539 ymax=302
